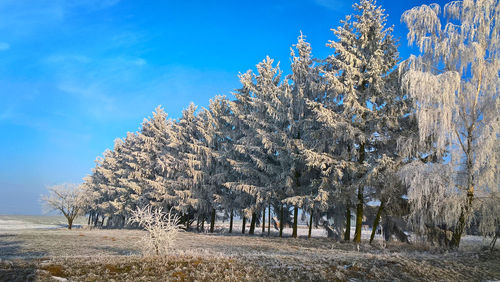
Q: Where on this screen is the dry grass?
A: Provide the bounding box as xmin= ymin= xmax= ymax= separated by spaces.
xmin=0 ymin=223 xmax=499 ymax=281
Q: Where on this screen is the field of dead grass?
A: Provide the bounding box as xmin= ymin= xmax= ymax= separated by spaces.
xmin=0 ymin=217 xmax=499 ymax=281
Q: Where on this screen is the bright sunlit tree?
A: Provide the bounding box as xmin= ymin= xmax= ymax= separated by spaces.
xmin=400 ymin=0 xmax=500 ymax=248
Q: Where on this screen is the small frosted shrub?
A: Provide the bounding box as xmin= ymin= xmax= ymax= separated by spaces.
xmin=129 ymin=205 xmax=180 ymax=256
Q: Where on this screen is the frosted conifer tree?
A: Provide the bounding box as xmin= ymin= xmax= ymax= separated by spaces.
xmin=400 ymin=0 xmax=500 ymax=248
xmin=226 ymin=61 xmax=284 ymax=235
xmin=82 ymin=133 xmax=143 ymax=227
xmin=199 ymin=96 xmax=235 ymax=232
xmin=169 ymin=105 xmax=199 ymax=215
xmin=316 ymin=0 xmax=399 ymax=243
xmin=194 ymin=104 xmax=225 ymax=233
xmin=82 ymin=144 xmax=124 ymax=227
xmin=282 ymin=34 xmax=326 ymax=238
xmin=135 ymin=107 xmax=176 ymax=210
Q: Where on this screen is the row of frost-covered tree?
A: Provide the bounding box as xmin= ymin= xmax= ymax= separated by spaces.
xmin=80 ymin=0 xmax=499 ymax=249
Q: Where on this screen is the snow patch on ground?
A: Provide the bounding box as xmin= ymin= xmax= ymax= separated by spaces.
xmin=0 ymin=215 xmax=86 ymax=230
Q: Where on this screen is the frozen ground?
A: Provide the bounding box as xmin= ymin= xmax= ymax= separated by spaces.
xmin=0 ymin=216 xmax=499 ymax=281
xmin=0 ymin=215 xmax=87 ymax=230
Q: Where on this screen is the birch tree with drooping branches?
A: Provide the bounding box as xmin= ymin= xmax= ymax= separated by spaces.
xmin=400 ymin=0 xmax=500 ymax=248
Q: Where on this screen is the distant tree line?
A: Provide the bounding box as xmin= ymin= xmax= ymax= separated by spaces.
xmin=76 ymin=0 xmax=499 ymax=249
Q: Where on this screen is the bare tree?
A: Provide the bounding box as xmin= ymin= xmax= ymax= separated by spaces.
xmin=41 ymin=183 xmax=84 ymax=230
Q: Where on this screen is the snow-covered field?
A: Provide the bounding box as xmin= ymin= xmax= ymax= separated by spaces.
xmin=0 ymin=215 xmax=87 ymax=230
xmin=0 ymin=216 xmax=499 ymax=281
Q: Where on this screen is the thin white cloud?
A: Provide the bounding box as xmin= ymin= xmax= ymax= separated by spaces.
xmin=0 ymin=42 xmax=10 ymax=51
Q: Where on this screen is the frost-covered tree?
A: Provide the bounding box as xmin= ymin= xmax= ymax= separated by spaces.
xmin=193 ymin=97 xmax=236 ymax=233
xmin=233 ymin=54 xmax=322 ymax=238
xmin=227 ymin=59 xmax=285 ymax=235
xmin=317 ymin=0 xmax=399 ymax=243
xmin=283 ymin=33 xmax=326 ymax=238
xmin=477 ymin=191 xmax=500 ymax=250
xmin=201 ymin=96 xmax=236 ymax=232
xmin=134 ymin=107 xmax=176 ymax=210
xmin=41 ymin=183 xmax=84 ymax=229
xmin=83 ymin=143 xmax=125 ymax=227
xmin=400 ymin=0 xmax=500 ymax=248
xmin=167 ymin=104 xmax=205 ymax=227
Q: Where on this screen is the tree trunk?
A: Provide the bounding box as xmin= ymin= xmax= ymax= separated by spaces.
xmin=87 ymin=213 xmax=91 ymax=225
xmin=262 ymin=207 xmax=266 ymax=234
xmin=242 ymin=216 xmax=246 ymax=234
xmin=308 ymin=209 xmax=313 ymax=239
xmin=490 ymin=232 xmax=498 ymax=251
xmin=292 ymin=206 xmax=298 ymax=238
xmin=210 ymin=208 xmax=216 ymax=233
xmin=353 ymin=188 xmax=364 ymax=243
xmin=201 ymin=217 xmax=205 ymax=231
xmin=279 ymin=205 xmax=284 ymax=237
xmin=249 ymin=212 xmax=257 ymax=235
xmin=94 ymin=213 xmax=99 ymax=227
xmin=196 ymin=216 xmax=200 ymax=232
xmin=268 ymin=204 xmax=271 ymax=236
xmin=353 ymin=143 xmax=365 ymax=243
xmin=344 ymin=201 xmax=351 ymax=241
xmin=370 ymin=200 xmax=385 ymax=244
xmin=229 ymin=209 xmax=233 ymax=233
xmin=67 ymin=217 xmax=73 ymax=230
xmin=450 ymin=191 xmax=473 ymax=248
xmin=450 ymin=130 xmax=475 ymax=249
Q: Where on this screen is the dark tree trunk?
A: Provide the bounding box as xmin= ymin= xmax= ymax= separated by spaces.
xmin=201 ymin=217 xmax=205 ymax=231
xmin=93 ymin=213 xmax=99 ymax=227
xmin=279 ymin=205 xmax=284 ymax=237
xmin=344 ymin=201 xmax=351 ymax=241
xmin=196 ymin=216 xmax=200 ymax=232
xmin=249 ymin=212 xmax=257 ymax=235
xmin=186 ymin=214 xmax=191 ymax=230
xmin=88 ymin=213 xmax=91 ymax=225
xmin=353 ymin=188 xmax=364 ymax=243
xmin=268 ymin=204 xmax=271 ymax=236
xmin=308 ymin=209 xmax=313 ymax=239
xmin=490 ymin=232 xmax=498 ymax=251
xmin=210 ymin=208 xmax=216 ymax=233
xmin=353 ymin=143 xmax=365 ymax=243
xmin=450 ymin=193 xmax=473 ymax=249
xmin=262 ymin=207 xmax=266 ymax=234
xmin=242 ymin=216 xmax=246 ymax=234
xmin=67 ymin=217 xmax=73 ymax=230
xmin=370 ymin=200 xmax=385 ymax=244
xmin=292 ymin=206 xmax=298 ymax=238
xmin=450 ymin=128 xmax=475 ymax=249
xmin=229 ymin=209 xmax=234 ymax=233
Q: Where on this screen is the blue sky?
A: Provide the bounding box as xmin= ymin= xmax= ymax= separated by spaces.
xmin=0 ymin=0 xmax=449 ymax=214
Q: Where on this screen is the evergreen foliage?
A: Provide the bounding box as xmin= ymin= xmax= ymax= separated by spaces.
xmin=77 ymin=0 xmax=498 ymax=249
